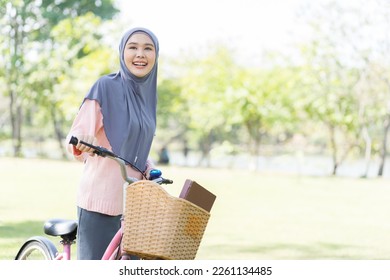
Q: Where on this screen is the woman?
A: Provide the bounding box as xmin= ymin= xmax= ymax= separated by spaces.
xmin=66 ymin=27 xmax=159 ymax=260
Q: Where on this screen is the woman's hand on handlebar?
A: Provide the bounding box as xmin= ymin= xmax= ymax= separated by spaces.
xmin=69 ymin=135 xmax=173 ymax=184
xmin=74 ymin=135 xmax=98 ymax=156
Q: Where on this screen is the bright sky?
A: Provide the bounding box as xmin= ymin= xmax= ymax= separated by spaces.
xmin=116 ymin=0 xmax=309 ymax=56
xmin=116 ymin=0 xmax=364 ymax=64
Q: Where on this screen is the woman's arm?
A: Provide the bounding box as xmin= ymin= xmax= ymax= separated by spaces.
xmin=66 ymin=99 xmax=103 ymax=161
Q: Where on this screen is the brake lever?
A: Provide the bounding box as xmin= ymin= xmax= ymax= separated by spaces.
xmin=92 ymin=146 xmax=116 ymax=158
xmin=152 ymin=177 xmax=173 ymax=185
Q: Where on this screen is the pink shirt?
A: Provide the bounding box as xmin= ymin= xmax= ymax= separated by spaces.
xmin=66 ymin=99 xmax=155 ymax=216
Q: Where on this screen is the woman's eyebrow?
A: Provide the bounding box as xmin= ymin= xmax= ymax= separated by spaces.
xmin=126 ymin=41 xmax=154 ymax=47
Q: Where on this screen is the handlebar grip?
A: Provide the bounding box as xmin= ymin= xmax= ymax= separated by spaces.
xmin=69 ymin=136 xmax=78 ymax=146
xmin=69 ymin=135 xmax=116 ymax=158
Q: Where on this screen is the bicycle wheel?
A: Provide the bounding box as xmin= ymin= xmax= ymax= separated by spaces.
xmin=15 ymin=237 xmax=58 ymax=260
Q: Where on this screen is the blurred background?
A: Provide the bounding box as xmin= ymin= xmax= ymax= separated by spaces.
xmin=2 ymin=0 xmax=390 ymax=177
xmin=2 ymin=0 xmax=390 ymax=260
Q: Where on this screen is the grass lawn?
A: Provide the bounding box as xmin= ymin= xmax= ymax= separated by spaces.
xmin=1 ymin=157 xmax=390 ymax=260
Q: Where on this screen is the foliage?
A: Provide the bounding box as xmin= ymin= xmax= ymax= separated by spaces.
xmin=1 ymin=1 xmax=390 ymax=176
xmin=296 ymin=0 xmax=390 ymax=175
xmin=175 ymin=47 xmax=242 ymax=165
xmin=231 ymin=65 xmax=301 ymax=157
xmin=0 ymin=0 xmax=119 ymax=156
xmin=156 ymin=73 xmax=190 ymax=145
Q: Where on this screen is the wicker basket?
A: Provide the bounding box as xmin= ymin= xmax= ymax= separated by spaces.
xmin=122 ymin=180 xmax=210 ymax=260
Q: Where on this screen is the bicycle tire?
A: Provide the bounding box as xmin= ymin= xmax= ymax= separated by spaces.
xmin=15 ymin=236 xmax=58 ymax=260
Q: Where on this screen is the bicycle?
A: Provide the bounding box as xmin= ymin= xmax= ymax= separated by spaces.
xmin=14 ymin=136 xmax=179 ymax=260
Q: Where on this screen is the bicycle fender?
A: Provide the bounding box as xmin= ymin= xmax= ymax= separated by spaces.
xmin=15 ymin=236 xmax=58 ymax=260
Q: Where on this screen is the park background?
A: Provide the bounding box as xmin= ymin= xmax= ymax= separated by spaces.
xmin=1 ymin=0 xmax=390 ymax=260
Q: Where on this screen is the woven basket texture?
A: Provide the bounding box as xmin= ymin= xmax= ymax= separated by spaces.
xmin=122 ymin=180 xmax=210 ymax=260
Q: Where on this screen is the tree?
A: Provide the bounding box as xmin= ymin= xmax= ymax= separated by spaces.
xmin=230 ymin=63 xmax=300 ymax=170
xmin=28 ymin=13 xmax=117 ymax=158
xmin=0 ymin=0 xmax=118 ymax=156
xmin=177 ymin=47 xmax=240 ymax=167
xmin=1 ymin=0 xmax=37 ymax=156
xmin=362 ymin=0 xmax=390 ymax=176
xmin=298 ymin=1 xmax=375 ymax=175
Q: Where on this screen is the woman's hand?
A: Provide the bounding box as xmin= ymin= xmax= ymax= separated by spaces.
xmin=74 ymin=135 xmax=98 ymax=156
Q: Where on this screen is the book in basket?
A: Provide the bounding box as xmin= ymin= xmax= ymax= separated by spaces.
xmin=179 ymin=179 xmax=216 ymax=212
xmin=122 ymin=180 xmax=210 ymax=260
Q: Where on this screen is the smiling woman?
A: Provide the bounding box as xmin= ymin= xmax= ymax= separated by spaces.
xmin=124 ymin=32 xmax=156 ymax=78
xmin=65 ymin=26 xmax=161 ymax=260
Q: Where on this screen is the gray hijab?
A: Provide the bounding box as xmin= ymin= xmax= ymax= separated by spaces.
xmin=82 ymin=27 xmax=159 ymax=173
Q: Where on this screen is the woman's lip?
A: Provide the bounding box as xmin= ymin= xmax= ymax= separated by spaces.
xmin=133 ymin=61 xmax=147 ymax=66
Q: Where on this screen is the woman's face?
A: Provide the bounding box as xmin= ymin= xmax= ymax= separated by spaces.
xmin=123 ymin=32 xmax=156 ymax=78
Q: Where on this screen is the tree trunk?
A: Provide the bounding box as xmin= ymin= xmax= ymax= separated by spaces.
xmin=50 ymin=106 xmax=67 ymax=159
xmin=328 ymin=125 xmax=338 ymax=175
xmin=253 ymin=132 xmax=261 ymax=171
xmin=246 ymin=119 xmax=262 ymax=171
xmin=197 ymin=132 xmax=213 ymax=167
xmin=7 ymin=4 xmax=25 ymax=157
xmin=9 ymin=90 xmax=23 ymax=157
xmin=361 ymin=126 xmax=372 ymax=178
xmin=378 ymin=114 xmax=390 ymax=176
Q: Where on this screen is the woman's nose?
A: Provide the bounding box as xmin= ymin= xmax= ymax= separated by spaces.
xmin=136 ymin=49 xmax=145 ymax=57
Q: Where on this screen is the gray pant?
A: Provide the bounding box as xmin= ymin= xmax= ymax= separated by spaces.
xmin=77 ymin=207 xmax=121 ymax=260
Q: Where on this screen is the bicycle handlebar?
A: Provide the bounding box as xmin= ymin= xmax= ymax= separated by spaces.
xmin=69 ymin=136 xmax=173 ymax=185
xmin=69 ymin=136 xmax=116 ymax=158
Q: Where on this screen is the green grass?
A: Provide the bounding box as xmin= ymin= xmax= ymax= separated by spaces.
xmin=1 ymin=157 xmax=390 ymax=260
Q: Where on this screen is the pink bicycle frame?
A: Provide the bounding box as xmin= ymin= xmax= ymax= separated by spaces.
xmin=101 ymin=225 xmax=124 ymax=260
xmin=55 ymin=244 xmax=71 ymax=260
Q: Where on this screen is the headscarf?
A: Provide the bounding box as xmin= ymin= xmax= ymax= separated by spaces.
xmin=83 ymin=27 xmax=159 ymax=172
